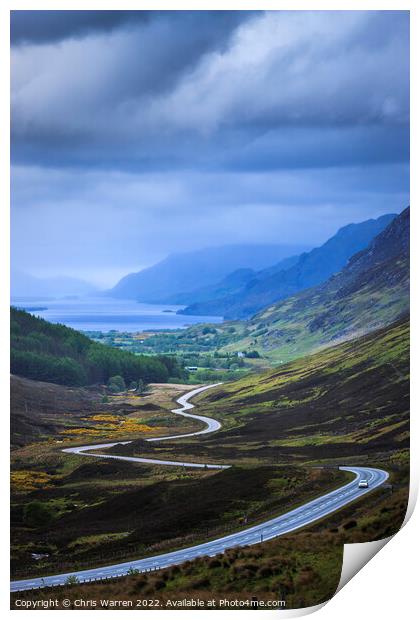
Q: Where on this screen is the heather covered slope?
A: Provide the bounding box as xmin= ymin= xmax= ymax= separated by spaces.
xmin=10 ymin=318 xmax=409 ymax=605
xmin=180 ymin=213 xmax=396 ymax=319
xmin=191 ymin=316 xmax=409 ymax=463
xmin=10 ymin=375 xmax=103 ymax=447
xmin=224 ymin=208 xmax=409 ymax=362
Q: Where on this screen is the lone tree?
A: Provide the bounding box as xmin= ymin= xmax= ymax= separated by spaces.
xmin=136 ymin=379 xmax=148 ymax=394
xmin=107 ymin=375 xmax=126 ymax=393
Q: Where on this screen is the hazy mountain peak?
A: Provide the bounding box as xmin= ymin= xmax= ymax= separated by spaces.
xmin=11 ymin=270 xmax=97 ymax=299
xmin=107 ymin=243 xmax=309 ymax=303
xmin=180 ymin=213 xmax=397 ymax=319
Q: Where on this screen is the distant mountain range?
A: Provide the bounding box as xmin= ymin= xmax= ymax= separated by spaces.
xmin=225 ymin=207 xmax=409 ymax=361
xmin=11 ymin=271 xmax=97 ymax=299
xmin=180 ymin=213 xmax=397 ymax=319
xmin=107 ymin=244 xmax=309 ymax=304
xmin=167 ymin=253 xmax=302 ymax=305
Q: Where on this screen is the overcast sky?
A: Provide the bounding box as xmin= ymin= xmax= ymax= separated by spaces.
xmin=11 ymin=10 xmax=409 ymax=287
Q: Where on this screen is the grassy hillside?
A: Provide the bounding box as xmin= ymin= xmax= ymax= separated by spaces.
xmin=180 ymin=213 xmax=396 ymax=319
xmin=11 ymin=308 xmax=185 ymax=387
xmin=136 ymin=209 xmax=409 ymax=366
xmin=10 ymin=317 xmax=409 ymax=605
xmin=10 ymin=375 xmax=105 ymax=447
xmin=223 ymin=207 xmax=409 ymax=362
xmin=160 ymin=316 xmax=409 ymax=466
xmin=11 ymin=318 xmax=409 ymax=606
xmin=13 ymin=475 xmax=407 ymax=610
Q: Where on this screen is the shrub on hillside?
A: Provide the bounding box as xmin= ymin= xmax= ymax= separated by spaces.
xmin=107 ymin=375 xmax=126 ymax=393
xmin=23 ymin=501 xmax=54 ymax=528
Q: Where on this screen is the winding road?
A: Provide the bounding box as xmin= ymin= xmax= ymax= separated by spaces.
xmin=11 ymin=384 xmax=389 ymax=592
xmin=62 ymin=384 xmax=228 ymax=470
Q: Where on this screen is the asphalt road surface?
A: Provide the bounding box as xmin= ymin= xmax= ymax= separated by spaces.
xmin=62 ymin=383 xmax=228 ymax=469
xmin=148 ymin=383 xmax=223 ymax=441
xmin=11 ymin=384 xmax=389 ymax=592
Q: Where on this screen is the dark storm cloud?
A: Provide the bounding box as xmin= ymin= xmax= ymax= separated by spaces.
xmin=223 ymin=125 xmax=410 ymax=171
xmin=11 ymin=124 xmax=409 ymax=174
xmin=11 ymin=10 xmax=409 ymax=171
xmin=11 ymin=10 xmax=251 ymax=46
xmin=11 ymin=10 xmax=259 ymax=168
xmin=10 ymin=10 xmax=410 ymax=285
xmin=10 ymin=11 xmax=147 ymax=45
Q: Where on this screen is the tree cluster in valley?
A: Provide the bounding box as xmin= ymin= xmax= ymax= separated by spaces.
xmin=10 ymin=308 xmax=186 ymax=387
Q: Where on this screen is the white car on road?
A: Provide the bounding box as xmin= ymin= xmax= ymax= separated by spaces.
xmin=358 ymin=479 xmax=369 ymax=488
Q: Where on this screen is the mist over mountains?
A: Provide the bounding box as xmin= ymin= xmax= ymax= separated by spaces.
xmin=180 ymin=213 xmax=396 ymax=318
xmin=221 ymin=206 xmax=408 ymax=362
xmin=14 ymin=211 xmax=401 ymax=328
xmin=108 ymin=213 xmax=397 ymax=319
xmin=11 ymin=271 xmax=97 ymax=299
xmin=107 ymin=244 xmax=309 ymax=304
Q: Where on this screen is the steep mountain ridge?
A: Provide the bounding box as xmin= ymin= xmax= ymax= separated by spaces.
xmin=108 ymin=243 xmax=308 ymax=304
xmin=180 ymin=213 xmax=397 ymax=319
xmin=166 ymin=253 xmax=302 ymax=305
xmin=224 ymin=208 xmax=409 ymax=362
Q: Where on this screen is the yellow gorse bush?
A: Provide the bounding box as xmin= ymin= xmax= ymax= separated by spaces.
xmin=118 ymin=420 xmax=159 ymax=434
xmin=11 ymin=470 xmax=55 ymax=492
xmin=60 ymin=428 xmax=108 ymax=436
xmin=88 ymin=414 xmax=122 ymax=422
xmin=60 ymin=417 xmax=161 ymax=438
